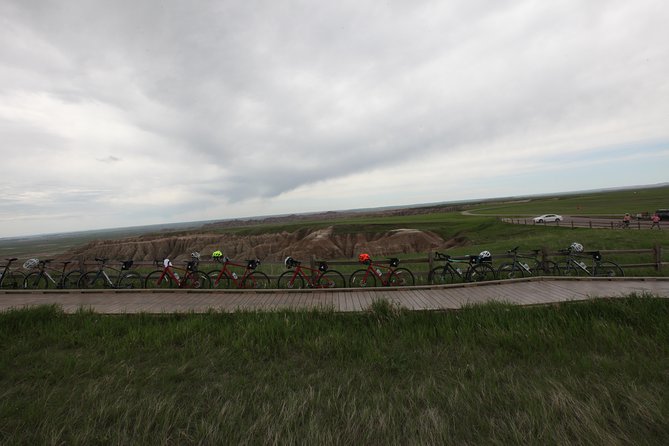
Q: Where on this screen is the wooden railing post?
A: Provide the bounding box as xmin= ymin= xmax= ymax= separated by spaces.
xmin=428 ymin=252 xmax=434 ymax=272
xmin=654 ymin=245 xmax=662 ymax=273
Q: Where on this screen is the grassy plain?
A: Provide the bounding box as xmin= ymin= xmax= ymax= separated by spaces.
xmin=2 ymin=298 xmax=668 ymax=444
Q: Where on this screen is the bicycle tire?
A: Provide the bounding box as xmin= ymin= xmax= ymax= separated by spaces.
xmin=277 ymin=271 xmax=305 ymax=289
xmin=78 ymin=271 xmax=107 ymax=289
xmin=349 ymin=269 xmax=376 ymax=288
xmin=497 ymin=262 xmax=524 ymax=280
xmin=118 ymin=272 xmax=143 ymax=289
xmin=388 ymin=267 xmax=415 ymax=286
xmin=24 ymin=272 xmax=48 ymax=289
xmin=593 ymin=261 xmax=624 ymax=278
xmin=531 ymin=261 xmax=561 ymax=276
xmin=241 ymin=271 xmax=270 ymax=289
xmin=316 ymin=270 xmax=346 ymax=288
xmin=428 ymin=266 xmax=455 ymax=285
xmin=63 ymin=270 xmax=83 ymax=289
xmin=207 ymin=271 xmax=232 ymax=289
xmin=144 ymin=270 xmax=173 ymax=289
xmin=182 ymin=271 xmax=210 ymax=289
xmin=467 ymin=263 xmax=496 ymax=282
xmin=0 ymin=271 xmax=25 ymax=289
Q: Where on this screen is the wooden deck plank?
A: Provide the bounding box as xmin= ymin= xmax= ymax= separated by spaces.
xmin=2 ymin=279 xmax=669 ymax=314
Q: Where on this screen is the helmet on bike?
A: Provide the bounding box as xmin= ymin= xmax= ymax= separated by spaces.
xmin=191 ymin=251 xmax=200 ymax=259
xmin=570 ymin=242 xmax=584 ymax=252
xmin=358 ymin=253 xmax=371 ymax=264
xmin=284 ymin=256 xmax=295 ymax=268
xmin=211 ymin=250 xmax=223 ymax=258
xmin=23 ymin=258 xmax=39 ymax=270
xmin=479 ymin=250 xmax=491 ymax=259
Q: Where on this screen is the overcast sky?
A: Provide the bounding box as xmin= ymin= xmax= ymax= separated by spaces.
xmin=1 ymin=0 xmax=668 ymax=237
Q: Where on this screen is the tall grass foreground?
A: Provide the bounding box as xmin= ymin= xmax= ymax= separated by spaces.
xmin=1 ymin=296 xmax=668 ymax=444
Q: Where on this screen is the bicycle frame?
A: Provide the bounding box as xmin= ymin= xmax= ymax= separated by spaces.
xmin=24 ymin=260 xmax=78 ymax=289
xmin=350 ymin=257 xmax=415 ymax=287
xmin=209 ymin=258 xmax=254 ymax=288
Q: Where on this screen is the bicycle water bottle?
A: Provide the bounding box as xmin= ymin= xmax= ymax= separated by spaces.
xmin=174 ymin=272 xmax=180 ymax=280
xmin=456 ymin=268 xmax=462 ymax=275
xmin=376 ymin=268 xmax=382 ymax=276
xmin=578 ymin=261 xmax=587 ymax=269
xmin=232 ymin=272 xmax=238 ymax=279
xmin=522 ymin=263 xmax=529 ymax=270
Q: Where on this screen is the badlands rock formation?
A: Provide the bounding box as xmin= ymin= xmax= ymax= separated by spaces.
xmin=62 ymin=227 xmax=448 ymax=262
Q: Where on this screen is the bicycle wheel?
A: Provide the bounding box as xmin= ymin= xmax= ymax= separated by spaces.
xmin=388 ymin=268 xmax=415 ymax=286
xmin=63 ymin=270 xmax=83 ymax=289
xmin=78 ymin=271 xmax=107 ymax=289
xmin=241 ymin=271 xmax=271 ymax=289
xmin=349 ymin=269 xmax=376 ymax=288
xmin=277 ymin=271 xmax=305 ymax=289
xmin=118 ymin=272 xmax=143 ymax=289
xmin=0 ymin=271 xmax=25 ymax=289
xmin=531 ymin=261 xmax=561 ymax=276
xmin=24 ymin=272 xmax=48 ymax=289
xmin=207 ymin=271 xmax=232 ymax=289
xmin=497 ymin=263 xmax=524 ymax=280
xmin=467 ymin=264 xmax=496 ymax=282
xmin=144 ymin=270 xmax=173 ymax=289
xmin=594 ymin=261 xmax=624 ymax=278
xmin=428 ymin=266 xmax=455 ymax=285
xmin=316 ymin=270 xmax=346 ymax=288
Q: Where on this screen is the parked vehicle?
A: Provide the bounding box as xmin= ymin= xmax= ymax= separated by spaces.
xmin=533 ymin=214 xmax=562 ymax=223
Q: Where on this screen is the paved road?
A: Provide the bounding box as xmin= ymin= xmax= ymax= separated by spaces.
xmin=1 ymin=278 xmax=667 ymax=314
xmin=501 ymin=216 xmax=662 ymax=229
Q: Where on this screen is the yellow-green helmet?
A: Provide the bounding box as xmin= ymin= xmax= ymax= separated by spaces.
xmin=212 ymin=250 xmax=223 ymax=258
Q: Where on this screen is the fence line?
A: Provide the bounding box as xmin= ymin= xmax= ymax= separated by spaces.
xmin=500 ymin=217 xmax=664 ymax=230
xmin=24 ymin=245 xmax=666 ymax=277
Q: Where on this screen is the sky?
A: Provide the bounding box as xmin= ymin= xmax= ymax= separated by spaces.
xmin=1 ymin=0 xmax=668 ymax=237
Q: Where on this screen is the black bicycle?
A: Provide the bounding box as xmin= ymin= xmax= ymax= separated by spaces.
xmin=428 ymin=251 xmax=496 ymax=285
xmin=497 ymin=247 xmax=561 ymax=279
xmin=78 ymin=258 xmax=143 ymax=289
xmin=23 ymin=259 xmax=82 ymax=289
xmin=559 ymin=247 xmax=624 ymax=277
xmin=0 ymin=258 xmax=25 ymax=289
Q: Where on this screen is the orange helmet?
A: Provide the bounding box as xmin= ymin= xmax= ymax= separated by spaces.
xmin=358 ymin=253 xmax=371 ymax=263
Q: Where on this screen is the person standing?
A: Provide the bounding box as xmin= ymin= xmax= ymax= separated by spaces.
xmin=650 ymin=213 xmax=661 ymax=230
xmin=622 ymin=213 xmax=632 ymax=229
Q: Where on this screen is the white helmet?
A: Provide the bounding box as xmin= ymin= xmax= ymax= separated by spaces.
xmin=479 ymin=250 xmax=491 ymax=258
xmin=23 ymin=258 xmax=39 ymax=270
xmin=191 ymin=251 xmax=200 ymax=259
xmin=570 ymin=242 xmax=583 ymax=252
xmin=284 ymin=256 xmax=294 ymax=268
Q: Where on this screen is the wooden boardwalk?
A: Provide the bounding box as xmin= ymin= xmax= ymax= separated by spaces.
xmin=1 ymin=278 xmax=668 ymax=314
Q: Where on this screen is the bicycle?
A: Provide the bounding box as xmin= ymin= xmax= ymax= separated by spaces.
xmin=497 ymin=247 xmax=561 ymax=279
xmin=277 ymin=257 xmax=346 ymax=289
xmin=349 ymin=254 xmax=415 ymax=288
xmin=144 ymin=252 xmax=210 ymax=289
xmin=206 ymin=256 xmax=270 ymax=289
xmin=559 ymin=245 xmax=624 ymax=277
xmin=78 ymin=258 xmax=143 ymax=289
xmin=0 ymin=258 xmax=25 ymax=289
xmin=23 ymin=259 xmax=82 ymax=289
xmin=428 ymin=251 xmax=496 ymax=285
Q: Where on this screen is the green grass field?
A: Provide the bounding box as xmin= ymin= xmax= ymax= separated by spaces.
xmin=2 ymin=298 xmax=668 ymax=444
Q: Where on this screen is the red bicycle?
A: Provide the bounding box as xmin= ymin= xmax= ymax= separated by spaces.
xmin=277 ymin=256 xmax=347 ymax=289
xmin=144 ymin=252 xmax=210 ymax=289
xmin=206 ymin=255 xmax=270 ymax=289
xmin=349 ymin=254 xmax=415 ymax=287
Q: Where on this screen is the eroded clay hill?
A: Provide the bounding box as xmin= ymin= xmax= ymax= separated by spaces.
xmin=61 ymin=227 xmax=451 ymax=262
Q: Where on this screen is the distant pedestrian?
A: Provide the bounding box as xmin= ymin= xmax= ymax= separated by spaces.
xmin=650 ymin=213 xmax=661 ymax=230
xmin=622 ymin=213 xmax=631 ymax=229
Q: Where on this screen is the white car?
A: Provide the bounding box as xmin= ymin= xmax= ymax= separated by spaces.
xmin=533 ymin=214 xmax=563 ymax=223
